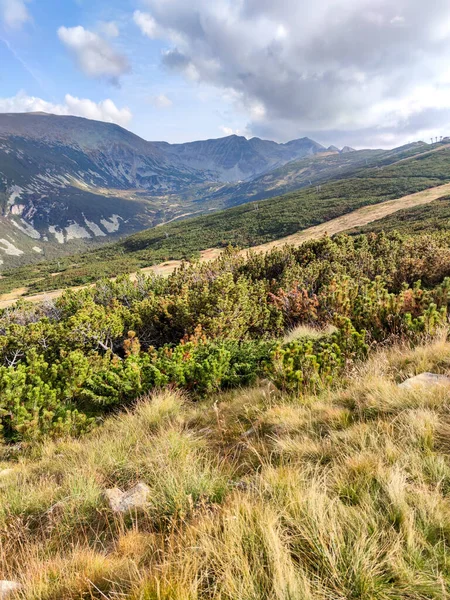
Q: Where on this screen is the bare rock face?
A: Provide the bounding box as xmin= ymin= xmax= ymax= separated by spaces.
xmin=0 ymin=581 xmax=21 ymax=598
xmin=399 ymin=372 xmax=450 ymax=389
xmin=104 ymin=483 xmax=150 ymax=513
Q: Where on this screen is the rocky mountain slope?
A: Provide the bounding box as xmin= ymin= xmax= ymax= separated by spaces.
xmin=193 ymin=141 xmax=433 ymax=208
xmin=0 ymin=113 xmax=337 ymax=265
xmin=0 ymin=112 xmax=433 ymax=268
xmin=153 ymin=134 xmax=327 ymax=182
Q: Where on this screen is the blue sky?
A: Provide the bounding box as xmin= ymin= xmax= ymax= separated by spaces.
xmin=2 ymin=0 xmax=450 ymax=147
xmin=0 ymin=0 xmax=246 ymax=142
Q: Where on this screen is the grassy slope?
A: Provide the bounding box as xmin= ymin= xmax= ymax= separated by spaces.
xmin=192 ymin=142 xmax=436 ymax=208
xmin=2 ymin=335 xmax=450 ymax=598
xmin=348 ymin=195 xmax=450 ymax=235
xmin=2 ymin=145 xmax=450 ymax=296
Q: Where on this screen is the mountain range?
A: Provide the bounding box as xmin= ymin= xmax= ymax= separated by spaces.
xmin=0 ymin=111 xmax=422 ymax=267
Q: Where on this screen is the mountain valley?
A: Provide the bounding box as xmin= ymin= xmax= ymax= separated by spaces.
xmin=0 ymin=112 xmax=347 ymax=266
xmin=1 ymin=112 xmax=411 ymax=268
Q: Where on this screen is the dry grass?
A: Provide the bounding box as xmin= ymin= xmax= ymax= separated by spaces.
xmin=282 ymin=323 xmax=337 ymax=344
xmin=3 ymin=338 xmax=450 ymax=598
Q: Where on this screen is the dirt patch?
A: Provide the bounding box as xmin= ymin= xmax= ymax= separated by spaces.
xmin=0 ymin=287 xmax=29 ymax=304
xmin=246 ymin=181 xmax=450 ymax=254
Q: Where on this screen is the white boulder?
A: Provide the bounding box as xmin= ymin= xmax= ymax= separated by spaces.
xmin=399 ymin=372 xmax=450 ymax=389
xmin=0 ymin=581 xmax=21 ymax=598
xmin=104 ymin=483 xmax=150 ymax=513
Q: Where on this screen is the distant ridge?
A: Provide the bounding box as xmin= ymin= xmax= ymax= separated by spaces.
xmin=0 ymin=111 xmax=431 ymax=269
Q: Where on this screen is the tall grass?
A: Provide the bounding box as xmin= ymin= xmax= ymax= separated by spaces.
xmin=2 ymin=338 xmax=450 ymax=598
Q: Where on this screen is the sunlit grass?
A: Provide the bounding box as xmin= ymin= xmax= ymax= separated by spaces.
xmin=3 ymin=339 xmax=450 ymax=598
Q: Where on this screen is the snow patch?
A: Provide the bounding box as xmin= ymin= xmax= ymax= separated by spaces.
xmin=10 ymin=204 xmax=25 ymax=216
xmin=100 ymin=214 xmax=122 ymax=233
xmin=8 ymin=185 xmax=23 ymax=207
xmin=36 ymin=173 xmax=70 ymax=188
xmin=0 ymin=239 xmax=23 ymax=256
xmin=65 ymin=222 xmax=91 ymax=240
xmin=32 ymin=246 xmax=43 ymax=253
xmin=11 ymin=219 xmax=41 ymax=240
xmin=83 ymin=215 xmax=106 ymax=237
xmin=49 ymin=226 xmax=65 ymax=244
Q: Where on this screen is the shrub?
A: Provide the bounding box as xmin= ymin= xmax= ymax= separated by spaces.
xmin=266 ymin=319 xmax=368 ymax=394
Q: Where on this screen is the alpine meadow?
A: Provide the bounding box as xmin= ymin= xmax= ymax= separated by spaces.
xmin=3 ymin=1 xmax=450 ymax=599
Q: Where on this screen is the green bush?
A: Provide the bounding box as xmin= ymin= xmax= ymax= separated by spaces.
xmin=266 ymin=319 xmax=368 ymax=394
xmin=2 ymin=229 xmax=450 ymax=441
xmin=0 ymin=350 xmax=95 ymax=442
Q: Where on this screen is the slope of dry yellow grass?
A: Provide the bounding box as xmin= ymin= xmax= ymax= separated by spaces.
xmin=2 ymin=335 xmax=450 ymax=598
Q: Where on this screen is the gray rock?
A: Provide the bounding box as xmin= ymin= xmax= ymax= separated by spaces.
xmin=104 ymin=483 xmax=150 ymax=513
xmin=0 ymin=469 xmax=14 ymax=479
xmin=103 ymin=487 xmax=124 ymax=512
xmin=399 ymin=372 xmax=450 ymax=389
xmin=0 ymin=581 xmax=21 ymax=598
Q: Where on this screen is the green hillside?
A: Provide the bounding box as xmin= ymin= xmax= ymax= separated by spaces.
xmin=3 ymin=153 xmax=450 ymax=596
xmin=3 ymin=226 xmax=450 ymax=596
xmin=348 ymin=195 xmax=450 ymax=235
xmin=2 ymin=144 xmax=450 ymax=295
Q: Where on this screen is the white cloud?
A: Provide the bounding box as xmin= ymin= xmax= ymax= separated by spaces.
xmin=0 ymin=91 xmax=132 ymax=127
xmin=57 ymin=25 xmax=130 ymax=84
xmin=134 ymin=10 xmax=159 ymax=38
xmin=0 ymin=0 xmax=30 ymax=29
xmin=150 ymin=94 xmax=173 ymax=108
xmin=390 ymin=15 xmax=405 ymax=25
xmin=98 ymin=21 xmax=119 ymax=38
xmin=219 ymin=125 xmax=243 ymax=136
xmin=139 ymin=0 xmax=450 ymax=146
xmin=64 ymin=95 xmax=132 ymax=126
xmin=219 ymin=126 xmax=234 ymax=136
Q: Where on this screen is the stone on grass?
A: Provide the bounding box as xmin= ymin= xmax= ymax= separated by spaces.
xmin=104 ymin=483 xmax=150 ymax=513
xmin=104 ymin=487 xmax=124 ymax=512
xmin=0 ymin=469 xmax=14 ymax=479
xmin=0 ymin=581 xmax=21 ymax=598
xmin=399 ymin=372 xmax=450 ymax=389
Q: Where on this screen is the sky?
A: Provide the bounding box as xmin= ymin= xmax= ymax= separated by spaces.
xmin=2 ymin=0 xmax=450 ymax=148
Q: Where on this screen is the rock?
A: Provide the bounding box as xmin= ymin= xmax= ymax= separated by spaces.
xmin=241 ymin=426 xmax=257 ymax=438
xmin=0 ymin=581 xmax=21 ymax=598
xmin=119 ymin=483 xmax=151 ymax=512
xmin=46 ymin=501 xmax=65 ymax=518
xmin=104 ymin=488 xmax=124 ymax=512
xmin=104 ymin=483 xmax=150 ymax=513
xmin=399 ymin=372 xmax=450 ymax=389
xmin=0 ymin=469 xmax=14 ymax=479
